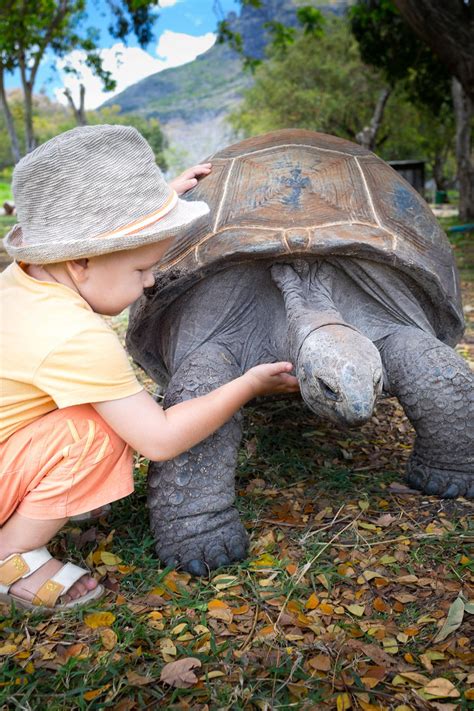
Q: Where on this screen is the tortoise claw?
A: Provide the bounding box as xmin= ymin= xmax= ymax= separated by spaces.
xmin=183 ymin=559 xmax=208 ymax=577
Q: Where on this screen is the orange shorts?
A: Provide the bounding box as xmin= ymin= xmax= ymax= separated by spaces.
xmin=0 ymin=404 xmax=134 ymax=524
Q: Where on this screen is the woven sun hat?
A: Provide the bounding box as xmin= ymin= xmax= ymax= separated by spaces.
xmin=4 ymin=124 xmax=209 ymax=264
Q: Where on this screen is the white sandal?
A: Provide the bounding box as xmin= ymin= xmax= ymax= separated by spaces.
xmin=0 ymin=547 xmax=104 ymax=611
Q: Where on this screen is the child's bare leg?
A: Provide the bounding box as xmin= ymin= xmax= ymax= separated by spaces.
xmin=0 ymin=512 xmax=98 ymax=602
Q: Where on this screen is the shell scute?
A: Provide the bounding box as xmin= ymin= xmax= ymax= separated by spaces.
xmin=212 ymin=146 xmax=374 ymax=233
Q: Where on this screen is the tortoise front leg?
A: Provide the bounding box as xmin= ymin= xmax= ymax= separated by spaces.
xmin=148 ymin=343 xmax=248 ymax=576
xmin=379 ymin=327 xmax=474 ymax=498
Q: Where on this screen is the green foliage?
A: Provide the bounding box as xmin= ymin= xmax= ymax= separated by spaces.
xmin=0 ymin=0 xmax=162 ymax=160
xmin=0 ymin=93 xmax=167 ymax=170
xmin=349 ymin=0 xmax=452 ymax=114
xmin=229 ymin=15 xmax=455 ymax=180
xmin=229 ymin=18 xmax=387 ymax=139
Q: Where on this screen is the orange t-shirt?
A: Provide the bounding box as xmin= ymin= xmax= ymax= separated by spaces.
xmin=0 ymin=262 xmax=143 ymax=442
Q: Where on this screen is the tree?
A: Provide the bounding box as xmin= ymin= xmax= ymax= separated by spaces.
xmin=392 ymin=0 xmax=474 ymax=103
xmin=0 ymin=0 xmax=159 ymax=162
xmin=391 ymin=0 xmax=474 ymax=220
xmin=350 ymin=0 xmax=456 ymax=187
xmin=229 ymin=17 xmax=390 ymax=142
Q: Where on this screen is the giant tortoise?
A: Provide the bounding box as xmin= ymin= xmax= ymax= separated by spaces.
xmin=127 ymin=129 xmax=474 ymax=576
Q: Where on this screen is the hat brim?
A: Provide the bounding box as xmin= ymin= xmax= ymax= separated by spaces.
xmin=4 ymin=197 xmax=210 ymax=264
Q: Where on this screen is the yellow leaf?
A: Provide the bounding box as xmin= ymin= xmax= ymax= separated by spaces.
xmin=421 ymin=678 xmax=460 ymax=699
xmin=211 ymin=574 xmax=239 ymax=590
xmin=249 ymin=553 xmax=278 ymax=569
xmin=99 ymin=628 xmax=117 ymax=651
xmin=207 ymin=670 xmax=225 ymax=679
xmin=84 ymin=612 xmax=116 ymax=629
xmin=83 ymin=684 xmax=111 ymax=701
xmin=305 ymin=593 xmax=319 ymax=610
xmin=194 ymin=624 xmax=210 ymax=635
xmin=319 ymin=602 xmax=334 ymax=615
xmin=100 ymin=551 xmax=122 ymax=566
xmin=0 ymin=644 xmax=17 ymax=655
xmin=148 ymin=611 xmax=163 ymax=620
xmin=171 ymin=623 xmax=188 ymax=636
xmin=231 ymin=604 xmax=250 ymax=615
xmin=159 ymin=638 xmax=177 ymax=660
xmin=256 ymin=625 xmax=276 ymax=639
xmin=316 ymin=574 xmax=329 ymax=590
xmin=399 ymin=672 xmax=430 ymax=686
xmin=336 ymin=692 xmax=352 ymax=710
xmin=117 ymin=564 xmax=135 ymax=575
xmin=378 ymin=554 xmax=396 ymax=564
xmin=207 ymin=598 xmax=233 ymax=622
xmin=345 ymin=604 xmax=365 ymax=617
xmin=382 ymin=637 xmax=398 ymax=654
xmin=358 ymin=522 xmax=377 ymax=531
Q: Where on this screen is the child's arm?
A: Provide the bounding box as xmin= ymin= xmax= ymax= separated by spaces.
xmin=92 ymin=362 xmax=298 ymax=461
xmin=169 ymin=163 xmax=212 ymax=195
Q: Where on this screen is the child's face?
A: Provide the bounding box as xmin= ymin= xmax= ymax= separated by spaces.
xmin=74 ymin=240 xmax=173 ymax=316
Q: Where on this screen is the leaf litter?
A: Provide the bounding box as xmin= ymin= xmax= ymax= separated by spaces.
xmin=0 ymin=284 xmax=472 ymax=709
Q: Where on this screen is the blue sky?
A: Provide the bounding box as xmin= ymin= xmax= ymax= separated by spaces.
xmin=5 ymin=0 xmax=240 ymax=109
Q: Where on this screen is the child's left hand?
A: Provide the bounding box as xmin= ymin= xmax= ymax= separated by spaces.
xmin=170 ymin=163 xmax=212 ymax=195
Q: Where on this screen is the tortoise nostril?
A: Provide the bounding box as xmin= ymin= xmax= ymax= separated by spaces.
xmin=318 ymin=378 xmax=339 ymax=401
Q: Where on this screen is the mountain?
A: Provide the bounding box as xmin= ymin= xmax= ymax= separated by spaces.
xmin=102 ymin=1 xmax=352 ymax=167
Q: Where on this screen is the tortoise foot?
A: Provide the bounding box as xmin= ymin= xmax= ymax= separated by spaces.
xmin=406 ymin=457 xmax=474 ymax=498
xmin=153 ymin=507 xmax=249 ymax=576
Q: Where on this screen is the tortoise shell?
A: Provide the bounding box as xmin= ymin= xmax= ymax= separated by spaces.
xmin=141 ymin=129 xmax=464 ymax=344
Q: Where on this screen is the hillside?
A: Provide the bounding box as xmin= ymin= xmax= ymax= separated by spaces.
xmin=102 ymin=0 xmax=352 ymax=166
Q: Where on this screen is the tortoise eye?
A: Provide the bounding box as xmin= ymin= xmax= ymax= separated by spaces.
xmin=318 ymin=378 xmax=339 ymax=401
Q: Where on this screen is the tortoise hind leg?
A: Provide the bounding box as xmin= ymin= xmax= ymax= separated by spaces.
xmin=378 ymin=326 xmax=474 ymax=498
xmin=148 ymin=342 xmax=248 ymax=576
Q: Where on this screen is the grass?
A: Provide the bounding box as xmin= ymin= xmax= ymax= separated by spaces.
xmin=0 ymin=192 xmax=473 ymax=709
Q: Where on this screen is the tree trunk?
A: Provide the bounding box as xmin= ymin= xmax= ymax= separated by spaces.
xmin=432 ymin=152 xmax=449 ymax=193
xmin=393 ymin=0 xmax=474 ymax=104
xmin=452 ymin=78 xmax=474 ymax=222
xmin=22 ymin=81 xmax=36 ymax=153
xmin=356 ymin=86 xmax=391 ymax=151
xmin=0 ymin=67 xmax=21 ymax=163
xmin=64 ymin=84 xmax=88 ymax=126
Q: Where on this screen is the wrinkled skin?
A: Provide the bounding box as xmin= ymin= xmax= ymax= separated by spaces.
xmin=139 ymin=259 xmax=473 ymax=575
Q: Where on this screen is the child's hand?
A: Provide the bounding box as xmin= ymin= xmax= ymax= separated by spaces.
xmin=244 ymin=362 xmax=300 ymax=398
xmin=170 ymin=163 xmax=212 ymax=195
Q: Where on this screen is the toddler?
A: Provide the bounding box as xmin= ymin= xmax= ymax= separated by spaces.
xmin=0 ymin=125 xmax=298 ymax=612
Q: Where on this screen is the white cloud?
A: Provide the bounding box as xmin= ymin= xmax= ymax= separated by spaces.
xmin=155 ymin=30 xmax=215 ymax=66
xmin=159 ymin=0 xmax=181 ymax=6
xmin=54 ymin=30 xmax=215 ymax=110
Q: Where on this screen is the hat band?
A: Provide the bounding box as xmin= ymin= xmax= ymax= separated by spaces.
xmin=94 ymin=190 xmax=179 ymax=241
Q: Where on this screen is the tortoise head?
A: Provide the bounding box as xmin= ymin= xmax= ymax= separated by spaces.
xmin=296 ymin=323 xmax=383 ymax=427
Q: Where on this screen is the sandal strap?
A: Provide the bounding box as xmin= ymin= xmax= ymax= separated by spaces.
xmin=32 ymin=562 xmax=90 ymax=608
xmin=0 ymin=547 xmax=52 ymax=592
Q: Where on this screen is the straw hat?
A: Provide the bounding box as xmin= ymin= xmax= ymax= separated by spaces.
xmin=4 ymin=124 xmax=209 ymax=264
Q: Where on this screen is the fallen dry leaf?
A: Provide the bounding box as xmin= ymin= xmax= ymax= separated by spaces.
xmin=84 ymin=612 xmax=116 ymax=629
xmin=160 ymin=657 xmax=202 ymax=689
xmin=421 ymin=678 xmax=460 ymax=699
